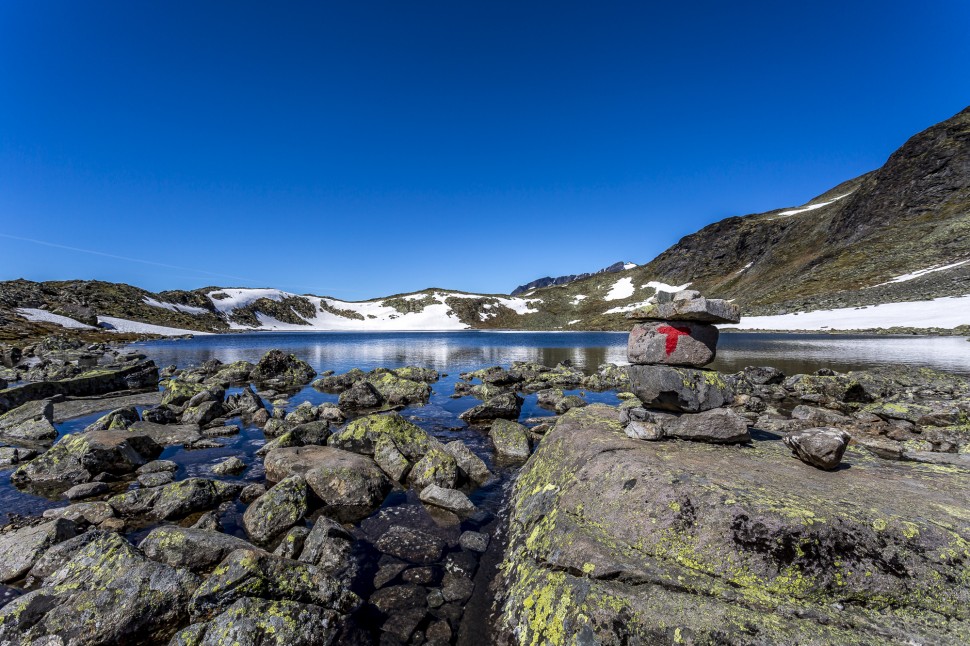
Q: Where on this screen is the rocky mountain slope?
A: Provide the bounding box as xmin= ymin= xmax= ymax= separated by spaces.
xmin=510 ymin=261 xmax=637 ymax=296
xmin=1 ymin=106 xmax=968 ymax=337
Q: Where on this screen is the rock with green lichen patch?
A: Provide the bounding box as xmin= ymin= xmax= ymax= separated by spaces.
xmin=407 ymin=446 xmax=458 ymax=490
xmin=139 ymin=526 xmax=255 ymax=572
xmin=627 ymin=364 xmax=733 ymax=413
xmin=489 ymin=418 xmax=531 ymax=460
xmin=169 ymin=597 xmax=344 ymax=646
xmin=242 ymin=475 xmax=309 ymax=544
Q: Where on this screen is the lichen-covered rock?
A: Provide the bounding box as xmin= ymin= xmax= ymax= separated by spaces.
xmin=459 ymin=391 xmax=523 ymax=424
xmin=84 ymin=405 xmax=141 ymax=432
xmin=298 ymin=516 xmax=355 ymax=578
xmin=180 ymin=400 xmax=225 ymax=426
xmin=337 ymin=379 xmax=382 ymax=409
xmin=392 ymin=366 xmax=440 ymax=383
xmin=0 ymin=398 xmax=57 ymax=443
xmin=169 ymin=597 xmax=344 ymax=646
xmin=496 ymin=404 xmax=970 ymax=644
xmin=187 ymin=548 xmax=358 ymax=620
xmin=784 ymin=427 xmax=852 ymax=470
xmin=554 ymin=394 xmax=587 ymax=414
xmin=28 ymin=529 xmax=109 ymax=579
xmin=139 ymin=526 xmax=255 ymax=571
xmin=109 ymin=477 xmax=241 ymax=520
xmin=224 ymin=384 xmax=264 ymax=416
xmin=582 ymin=363 xmax=632 ymax=392
xmin=374 ymin=435 xmax=412 ymax=482
xmin=250 ymin=350 xmax=316 ymax=387
xmin=161 ymin=379 xmax=208 ymax=407
xmin=207 ymin=360 xmax=256 ymax=386
xmin=627 ymin=364 xmax=734 ymax=413
xmin=407 ymin=446 xmax=458 ymax=490
xmin=363 ymin=371 xmax=432 ymax=407
xmin=328 ymin=412 xmax=435 ymax=460
xmin=0 ymin=532 xmax=200 ymax=645
xmin=211 ymin=456 xmax=246 ymax=475
xmin=0 ymin=518 xmax=77 ymax=582
xmin=489 ymin=418 xmax=531 ymax=460
xmin=443 ymin=440 xmax=493 ymax=484
xmin=312 ymin=368 xmax=367 ymax=392
xmin=663 ymin=407 xmax=751 ymax=444
xmin=242 ymin=475 xmax=309 ymax=543
xmin=12 ymin=430 xmax=163 ymax=489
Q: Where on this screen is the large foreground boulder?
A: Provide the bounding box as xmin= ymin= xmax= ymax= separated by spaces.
xmin=0 ymin=518 xmax=77 ymax=583
xmin=626 ymin=364 xmax=733 ymax=413
xmin=0 ymin=532 xmax=199 ymax=644
xmin=496 ymin=404 xmax=970 ymax=644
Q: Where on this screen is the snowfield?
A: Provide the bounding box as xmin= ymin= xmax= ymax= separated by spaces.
xmin=144 ymin=297 xmax=209 ymax=315
xmin=604 ymin=277 xmax=635 ymax=301
xmin=875 ymin=260 xmax=970 ymax=286
xmin=97 ymin=316 xmax=211 ymax=336
xmin=16 ymin=308 xmax=94 ymax=329
xmin=772 ymin=192 xmax=853 ymax=218
xmin=725 ymin=296 xmax=970 ymax=331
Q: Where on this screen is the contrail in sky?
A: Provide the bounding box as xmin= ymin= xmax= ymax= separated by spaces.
xmin=0 ymin=233 xmax=347 ymax=294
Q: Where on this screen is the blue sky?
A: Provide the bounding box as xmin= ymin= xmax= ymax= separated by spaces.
xmin=1 ymin=1 xmax=968 ymax=300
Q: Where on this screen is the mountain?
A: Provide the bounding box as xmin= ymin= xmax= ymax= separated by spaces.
xmin=510 ymin=261 xmax=637 ymax=295
xmin=2 ymin=106 xmax=969 ymax=338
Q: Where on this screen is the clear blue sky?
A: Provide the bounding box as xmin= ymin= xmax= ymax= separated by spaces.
xmin=1 ymin=1 xmax=968 ymax=300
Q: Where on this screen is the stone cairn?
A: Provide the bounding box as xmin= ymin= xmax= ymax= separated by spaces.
xmin=619 ymin=290 xmax=751 ymax=444
xmin=620 ymin=289 xmax=851 ymax=469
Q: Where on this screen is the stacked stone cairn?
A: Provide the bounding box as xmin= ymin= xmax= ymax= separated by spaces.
xmin=620 ymin=290 xmax=751 ymax=444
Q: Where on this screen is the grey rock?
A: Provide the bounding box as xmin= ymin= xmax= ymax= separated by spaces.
xmin=299 ymin=516 xmax=354 ymax=576
xmin=169 ymin=597 xmax=344 ymax=646
xmin=443 ymin=440 xmax=493 ymax=484
xmin=63 ymin=481 xmax=109 ymax=500
xmin=212 ymin=456 xmax=246 ymax=475
xmin=273 ymin=526 xmax=310 ymax=559
xmin=663 ymin=408 xmax=751 ymax=444
xmin=240 ymin=483 xmax=267 ymax=504
xmin=408 ymin=446 xmax=459 ymax=490
xmin=459 ymin=391 xmax=523 ymax=424
xmin=627 ymin=364 xmax=734 ymax=413
xmin=84 ymin=405 xmax=140 ymax=432
xmin=419 ymin=484 xmax=476 ymax=513
xmin=441 ymin=571 xmax=474 ymax=602
xmin=242 ymin=475 xmax=309 ymax=543
xmin=0 ymin=518 xmax=77 ymax=582
xmin=784 ymin=427 xmax=851 ymax=470
xmin=554 ymin=394 xmax=588 ymax=414
xmin=29 ymin=530 xmax=109 ymax=579
xmin=0 ymin=446 xmax=37 ymax=466
xmin=627 ymin=321 xmax=719 ymax=366
xmin=139 ymin=526 xmax=255 ymax=571
xmin=791 ymin=405 xmax=853 ymax=427
xmin=374 ymin=436 xmax=411 ymax=482
xmin=137 ymin=459 xmax=178 ymax=475
xmin=43 ymin=501 xmax=115 ymax=525
xmin=0 ymin=399 xmax=56 ymax=442
xmin=625 ymin=419 xmax=665 ymax=441
xmin=138 ymin=471 xmax=175 ymax=487
xmin=375 ymin=526 xmax=445 ymax=564
xmin=459 ymin=530 xmax=489 ymax=552
xmin=626 ymin=290 xmax=741 ymax=324
xmin=490 ymin=418 xmax=531 ymax=460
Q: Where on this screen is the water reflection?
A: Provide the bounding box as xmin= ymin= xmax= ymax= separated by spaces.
xmin=130 ymin=331 xmax=970 ymax=377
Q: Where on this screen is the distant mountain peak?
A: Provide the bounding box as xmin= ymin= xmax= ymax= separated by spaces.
xmin=511 ymin=261 xmax=637 ymax=296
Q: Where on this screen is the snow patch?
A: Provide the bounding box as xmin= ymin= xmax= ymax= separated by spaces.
xmin=567 ymin=319 xmax=581 ymax=325
xmin=725 ymin=296 xmax=970 ymax=331
xmin=737 ymin=262 xmax=754 ymax=274
xmin=623 ymin=262 xmax=638 ymax=270
xmin=208 ymin=289 xmax=289 ymax=314
xmin=97 ymin=316 xmax=210 ymax=336
xmin=876 ymin=260 xmax=970 ymax=286
xmin=16 ymin=308 xmax=94 ymax=329
xmin=571 ymin=295 xmax=587 ymax=304
xmin=144 ymin=297 xmax=209 ymax=316
xmin=604 ymin=277 xmax=635 ymax=301
xmin=772 ymin=192 xmax=853 ymax=219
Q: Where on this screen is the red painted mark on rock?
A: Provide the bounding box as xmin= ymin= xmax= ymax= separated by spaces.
xmin=657 ymin=324 xmax=691 ymax=355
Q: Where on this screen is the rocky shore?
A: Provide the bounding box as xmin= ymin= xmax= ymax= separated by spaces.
xmin=0 ymin=313 xmax=968 ymax=644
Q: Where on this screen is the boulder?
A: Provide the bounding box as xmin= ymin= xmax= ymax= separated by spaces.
xmin=392 ymin=366 xmax=440 ymax=383
xmin=299 ymin=516 xmax=355 ymax=577
xmin=305 ymin=456 xmax=392 ymax=523
xmin=459 ymin=391 xmax=523 ymax=424
xmin=312 ymin=368 xmax=366 ymax=393
xmin=84 ymin=405 xmax=140 ymax=432
xmin=126 ymin=421 xmax=203 ymax=446
xmin=443 ymin=440 xmax=493 ymax=484
xmin=109 ymin=477 xmax=241 ymax=520
xmin=274 ymin=526 xmax=310 ymax=559
xmin=212 ymin=456 xmax=246 ymax=475
xmin=28 ymin=529 xmax=109 ymax=579
xmin=250 ymin=350 xmax=316 ymax=387
xmin=627 ymin=321 xmax=719 ymax=367
xmin=419 ymin=484 xmax=476 ymax=513
xmin=0 ymin=399 xmax=57 ymax=443
xmin=224 ymin=385 xmax=264 ymax=415
xmin=169 ymin=597 xmax=344 ymax=646
xmin=627 ymin=364 xmax=733 ymax=413
xmin=0 ymin=532 xmax=199 ymax=644
xmin=625 ymin=290 xmax=741 ymax=324
xmin=181 ymin=400 xmax=225 ymax=426
xmin=0 ymin=518 xmax=77 ymax=582
xmin=142 ymin=405 xmax=180 ymax=424
xmin=328 ymin=412 xmax=435 ymax=460
xmin=63 ymin=481 xmax=109 ymax=500
xmin=242 ymin=475 xmax=309 ymax=543
xmin=208 ymin=360 xmax=256 ymax=385
xmin=161 ymin=379 xmax=208 ymax=407
xmin=337 ymin=379 xmax=382 ymax=409
xmin=459 ymin=530 xmax=489 ymax=553
xmin=139 ymin=526 xmax=255 ymax=571
xmin=783 ymin=427 xmax=852 ymax=470
xmin=554 ymin=394 xmax=588 ymax=414
xmin=12 ymin=431 xmax=162 ymax=488
xmin=0 ymin=361 xmax=159 ymax=413
xmin=662 ymin=408 xmax=751 ymax=444
xmin=364 ymin=371 xmax=432 ymax=407
xmin=187 ymin=548 xmax=357 ymax=620
xmin=496 ymin=404 xmax=970 ymax=645
xmin=490 ymin=419 xmax=531 ymax=460
xmin=375 ymin=526 xmax=445 ymax=564
xmin=374 ymin=436 xmax=412 ymax=482
xmin=0 ymin=446 xmax=37 ymax=466
xmin=582 ymin=363 xmax=632 ymax=391
xmin=408 ymin=446 xmax=459 ymax=490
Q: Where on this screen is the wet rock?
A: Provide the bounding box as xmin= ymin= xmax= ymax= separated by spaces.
xmin=663 ymin=408 xmax=751 ymax=444
xmin=445 ymin=550 xmax=478 ymax=578
xmin=139 ymin=526 xmax=255 ymax=571
xmin=374 ymin=561 xmax=409 ymax=588
xmin=191 ymin=511 xmax=222 ymax=532
xmin=370 ymin=584 xmax=427 ymax=614
xmin=243 ymin=475 xmax=309 ymax=543
xmin=181 ymin=400 xmax=225 ymax=426
xmin=459 ymin=530 xmax=489 ymax=553
xmin=408 ymin=446 xmax=459 ymax=490
xmin=536 ymin=388 xmax=565 ymax=409
xmin=783 ymin=427 xmax=852 ymax=470
xmin=161 ymin=379 xmax=208 ymax=407
xmin=419 ymin=484 xmax=476 ymax=513
xmin=188 ymin=548 xmax=357 ymax=620
xmin=142 ymin=404 xmax=180 ymax=424
xmin=0 ymin=399 xmax=57 ymax=443
xmin=212 ymin=456 xmax=246 ymax=475
xmin=250 ymin=350 xmax=316 ymax=387
xmin=84 ymin=405 xmax=140 ymax=432
xmin=312 ymin=368 xmax=367 ymax=393
xmin=441 ymin=571 xmax=474 ymax=602
xmin=170 ymin=597 xmax=344 ymax=646
xmin=489 ymin=419 xmax=531 ymax=460
xmin=627 ymin=364 xmax=734 ymax=413
xmin=392 ymin=366 xmax=440 ymax=383
xmin=554 ymin=394 xmax=588 ymax=414
xmin=224 ymin=385 xmax=264 ymax=416
xmin=64 ymin=481 xmax=109 ymax=500
xmin=299 ymin=516 xmax=354 ymax=577
xmin=459 ymin=391 xmax=523 ymax=424
xmin=375 ymin=526 xmax=445 ymax=564
xmin=628 ymin=321 xmax=719 ymax=367
xmin=12 ymin=430 xmax=162 ymax=488
xmin=0 ymin=518 xmax=77 ymax=582
xmin=240 ymin=483 xmax=267 ymax=504
xmin=626 ymin=290 xmax=741 ymax=324
xmin=0 ymin=446 xmax=37 ymax=466
xmin=137 ymin=459 xmax=178 ymax=475
xmin=443 ymin=441 xmax=493 ymax=484
xmin=382 ymin=606 xmax=427 ymax=642
xmin=139 ymin=471 xmax=175 ymax=487
xmin=0 ymin=532 xmax=199 ymax=644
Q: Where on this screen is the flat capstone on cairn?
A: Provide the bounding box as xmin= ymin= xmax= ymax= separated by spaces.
xmin=620 ymin=290 xmax=751 ymax=444
xmin=620 ymin=290 xmax=851 ymax=469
